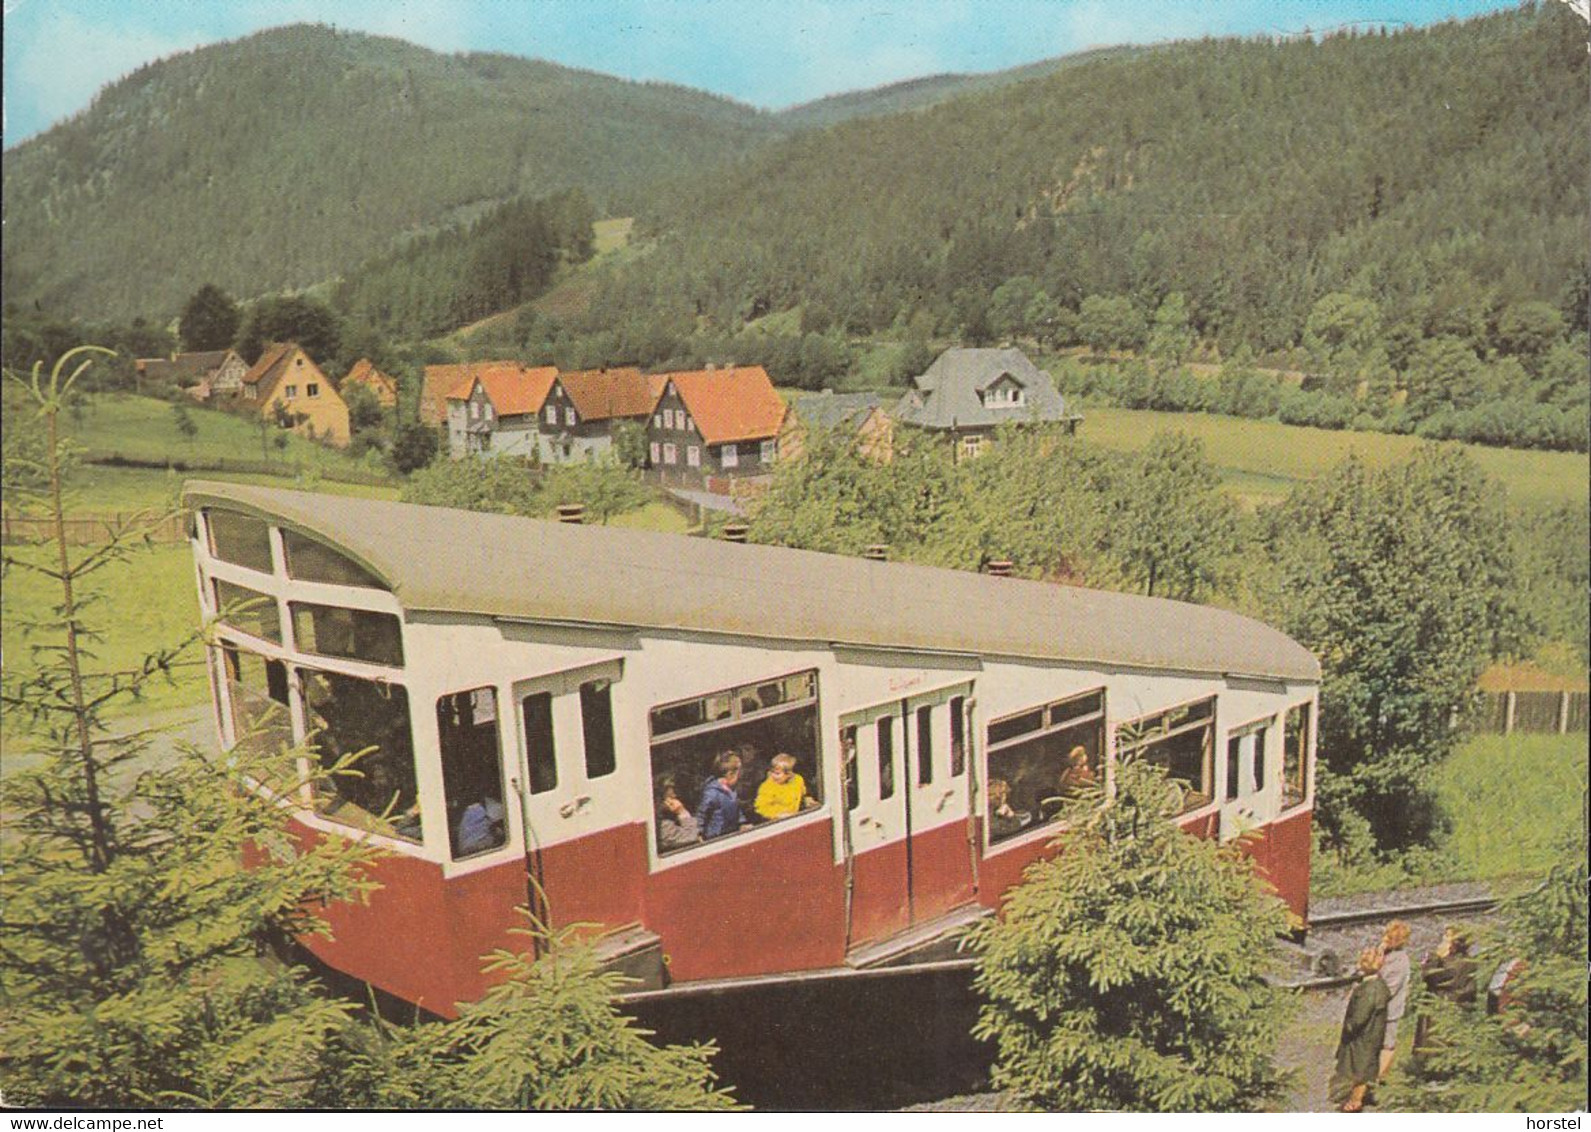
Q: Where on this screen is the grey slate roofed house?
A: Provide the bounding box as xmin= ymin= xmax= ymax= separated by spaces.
xmin=894 ymin=347 xmax=1080 ymax=460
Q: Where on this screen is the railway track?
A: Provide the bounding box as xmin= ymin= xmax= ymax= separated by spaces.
xmin=1277 ymin=891 xmax=1501 ymax=992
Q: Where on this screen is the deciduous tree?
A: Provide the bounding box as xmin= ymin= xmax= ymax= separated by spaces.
xmin=178 ymin=283 xmax=241 ymax=352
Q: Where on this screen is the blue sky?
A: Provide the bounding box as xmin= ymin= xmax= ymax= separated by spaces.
xmin=3 ymin=0 xmax=1526 ymax=147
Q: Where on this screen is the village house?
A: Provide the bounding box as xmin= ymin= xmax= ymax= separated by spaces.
xmin=646 ymin=366 xmax=787 ymax=489
xmin=135 ymin=349 xmax=249 ymax=401
xmin=342 ymin=358 xmax=400 ymax=408
xmin=782 ymin=390 xmax=895 ymax=463
xmin=894 ymin=347 xmax=1080 ymax=461
xmin=441 ymin=363 xmax=559 ymax=459
xmin=239 ymin=342 xmax=351 ymax=446
xmin=539 ymin=368 xmax=665 ymax=464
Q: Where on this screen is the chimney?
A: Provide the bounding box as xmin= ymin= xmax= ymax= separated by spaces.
xmin=985 ymin=559 xmax=1013 ymax=578
xmin=864 ymin=544 xmax=888 ymax=562
xmin=556 ymin=503 xmax=585 ymax=524
xmin=722 ymin=522 xmax=749 ymax=543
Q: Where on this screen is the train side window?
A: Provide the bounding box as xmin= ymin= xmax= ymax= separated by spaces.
xmin=301 ymin=666 xmax=421 ymax=844
xmin=206 ymin=509 xmax=274 ymax=573
xmin=1117 ymin=696 xmax=1217 ymax=815
xmin=289 ymin=602 xmax=404 ymax=667
xmin=1224 ymin=735 xmax=1241 ymax=803
xmin=580 ymin=679 xmax=616 ymax=779
xmin=439 ymin=687 xmax=507 ymax=860
xmin=647 ymin=669 xmax=822 ymax=855
xmin=916 ymin=705 xmax=934 ymax=785
xmin=214 ymin=578 xmax=281 ymax=643
xmin=1282 ymin=703 xmax=1311 ymax=809
xmin=522 ymin=692 xmax=558 ymax=795
xmin=949 ymin=696 xmax=966 ymax=777
xmin=986 ymin=689 xmax=1105 ymax=843
xmin=877 ymin=717 xmax=895 ymax=800
xmin=1254 ymin=727 xmax=1267 ymax=791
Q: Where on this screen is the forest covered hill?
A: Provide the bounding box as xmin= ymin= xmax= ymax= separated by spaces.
xmin=600 ymin=4 xmax=1586 ymax=356
xmin=0 ymin=23 xmax=779 ymax=320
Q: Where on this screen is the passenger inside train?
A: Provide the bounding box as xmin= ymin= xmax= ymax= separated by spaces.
xmin=655 ymin=778 xmax=702 ymax=851
xmin=754 ymin=753 xmax=817 ymax=820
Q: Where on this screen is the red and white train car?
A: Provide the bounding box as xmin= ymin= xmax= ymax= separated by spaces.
xmin=185 ymin=481 xmax=1320 ymax=1015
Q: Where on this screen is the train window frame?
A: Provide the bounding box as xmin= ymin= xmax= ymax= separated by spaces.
xmin=438 ymin=686 xmax=509 ymax=861
xmin=984 ymin=688 xmax=1106 ymax=848
xmin=281 ymin=528 xmax=389 ymax=590
xmin=1281 ymin=701 xmax=1312 ymax=812
xmin=916 ymin=704 xmax=934 ymax=786
xmin=646 ymin=668 xmax=824 ymax=862
xmin=1224 ymin=714 xmax=1274 ymax=803
xmin=288 ymin=601 xmax=405 ymax=667
xmin=1117 ymin=696 xmax=1218 ymax=817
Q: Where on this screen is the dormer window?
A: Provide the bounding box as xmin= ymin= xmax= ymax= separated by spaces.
xmin=983 ymin=378 xmax=1025 ymax=408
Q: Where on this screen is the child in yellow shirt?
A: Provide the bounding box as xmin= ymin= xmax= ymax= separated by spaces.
xmin=753 ymin=753 xmax=816 ymax=820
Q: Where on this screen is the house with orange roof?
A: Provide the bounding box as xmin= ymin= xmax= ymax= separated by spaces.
xmin=342 ymin=358 xmax=399 ymax=408
xmin=440 ymin=362 xmax=559 ymax=458
xmin=239 ymin=343 xmax=350 ymax=446
xmin=645 ymin=365 xmax=787 ymax=488
xmin=539 ymin=367 xmax=664 ymax=463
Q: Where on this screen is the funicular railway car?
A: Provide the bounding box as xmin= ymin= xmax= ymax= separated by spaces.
xmin=184 ymin=481 xmax=1320 ymax=1015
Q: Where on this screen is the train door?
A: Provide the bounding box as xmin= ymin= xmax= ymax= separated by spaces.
xmin=842 ymin=684 xmax=976 ymax=948
xmin=509 ymin=661 xmax=626 ymax=921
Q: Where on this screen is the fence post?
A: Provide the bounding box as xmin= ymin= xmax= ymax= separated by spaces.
xmin=1560 ymin=691 xmax=1571 ymax=735
xmin=1504 ymin=690 xmax=1516 ymax=735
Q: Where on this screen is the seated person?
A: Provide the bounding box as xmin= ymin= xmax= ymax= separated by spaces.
xmin=455 ymin=794 xmax=506 ymax=856
xmin=1042 ymin=745 xmax=1098 ymax=819
xmin=656 ymin=778 xmax=702 ymax=852
xmin=754 ymin=753 xmax=817 ymax=820
xmin=695 ymin=752 xmax=745 ymax=839
xmin=987 ymin=777 xmax=1029 ymax=840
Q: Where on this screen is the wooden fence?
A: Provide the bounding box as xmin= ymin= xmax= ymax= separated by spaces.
xmin=1 ymin=511 xmax=189 ymax=546
xmin=1474 ymin=690 xmax=1589 ymax=735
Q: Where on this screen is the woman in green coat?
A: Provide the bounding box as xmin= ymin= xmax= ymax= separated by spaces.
xmin=1330 ymin=947 xmax=1390 ymax=1112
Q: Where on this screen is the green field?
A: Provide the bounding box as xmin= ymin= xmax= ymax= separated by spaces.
xmin=1079 ymin=408 xmax=1589 ymax=510
xmin=60 ymin=393 xmax=391 ymax=477
xmin=1313 ymin=731 xmax=1589 ymax=897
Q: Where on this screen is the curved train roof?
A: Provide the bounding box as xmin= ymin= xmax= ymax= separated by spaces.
xmin=184 ymin=481 xmax=1320 ymax=684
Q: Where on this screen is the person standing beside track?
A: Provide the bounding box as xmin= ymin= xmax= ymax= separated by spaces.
xmin=1378 ymin=919 xmax=1413 ymax=1081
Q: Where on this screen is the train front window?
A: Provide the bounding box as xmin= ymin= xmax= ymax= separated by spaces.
xmin=214 ymin=579 xmax=281 ymax=643
xmin=220 ymin=644 xmax=292 ymax=766
xmin=1118 ymin=697 xmax=1216 ymax=815
xmin=986 ymin=689 xmax=1105 ymax=844
xmin=207 ymin=510 xmax=273 ymax=573
xmin=648 ymin=669 xmax=822 ymax=856
xmin=289 ymin=602 xmax=404 ymax=667
xmin=301 ymin=667 xmax=421 ymax=844
xmin=439 ymin=687 xmax=507 ymax=860
xmin=1282 ymin=703 xmax=1311 ymax=810
xmin=281 ymin=529 xmax=387 ymax=589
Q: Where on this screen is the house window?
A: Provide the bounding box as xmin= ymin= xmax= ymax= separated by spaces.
xmin=546 ymin=406 xmax=557 ymax=425
xmin=282 ymin=529 xmax=386 ymax=589
xmin=649 ymin=442 xmax=661 ymax=465
xmin=760 ymin=439 xmax=777 ymax=463
xmin=206 ymin=510 xmax=274 ymax=573
xmin=960 ymin=434 xmax=984 ymax=459
xmin=722 ymin=444 xmax=739 ymax=469
xmin=302 ymin=667 xmax=421 ymax=843
xmin=214 ymin=579 xmax=281 ymax=643
xmin=484 ymin=404 xmax=494 ymax=420
xmin=986 ymin=689 xmax=1105 ymax=843
xmin=687 ymin=445 xmax=700 ymax=468
xmin=653 ymin=413 xmax=662 ymax=427
xmin=289 ymin=602 xmax=404 ymax=667
xmin=284 ymin=385 xmax=298 ymax=400
xmin=307 ymin=383 xmax=320 ymax=398
xmin=565 ymin=407 xmax=576 ymax=427
xmin=684 ymin=415 xmax=694 ymax=433
xmin=663 ymin=443 xmax=677 ymax=465
xmin=1117 ymin=697 xmax=1217 ymax=815
xmin=1282 ymin=703 xmax=1311 ymax=810
xmin=438 ymin=687 xmax=507 ymax=860
xmin=664 ymin=409 xmax=676 ymax=430
xmin=648 ymin=670 xmax=821 ymax=854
